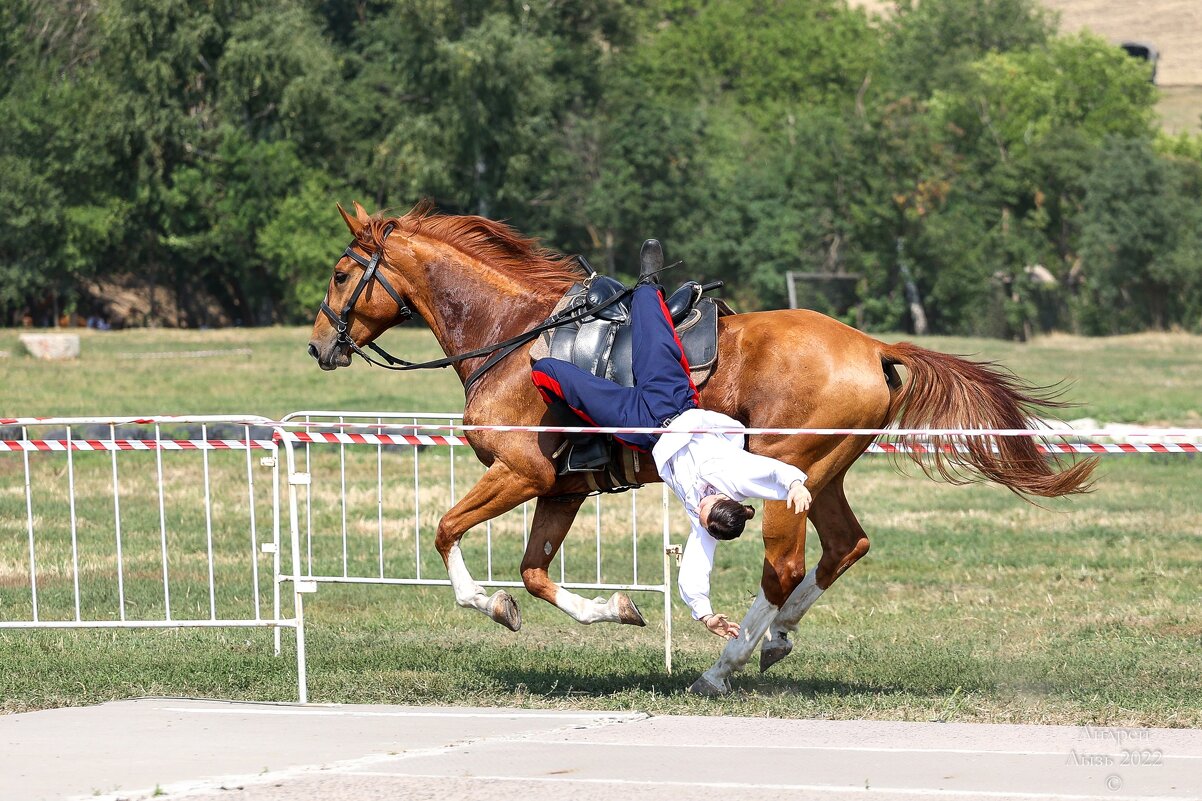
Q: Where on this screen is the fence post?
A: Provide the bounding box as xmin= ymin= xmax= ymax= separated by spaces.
xmin=271 ymin=437 xmax=282 ymax=658
xmin=281 ymin=432 xmax=310 ymax=704
xmin=662 ymin=484 xmax=673 ymax=675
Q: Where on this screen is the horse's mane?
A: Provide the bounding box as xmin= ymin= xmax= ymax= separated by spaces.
xmin=361 ymin=201 xmax=585 ymax=291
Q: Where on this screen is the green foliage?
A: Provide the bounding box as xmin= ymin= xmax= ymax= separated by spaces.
xmin=1076 ymin=137 xmax=1202 ymax=333
xmin=929 ymin=34 xmax=1156 ymax=156
xmin=633 ymin=0 xmax=879 ymax=118
xmin=883 ymin=0 xmax=1054 ymax=97
xmin=258 ymin=177 xmax=354 ymax=320
xmin=218 ymin=5 xmax=346 ymax=155
xmin=0 ymin=0 xmax=1196 ymax=336
xmin=0 ymin=2 xmax=130 ymax=314
xmin=903 ymin=34 xmax=1162 ymax=337
xmin=1157 ymin=130 xmax=1202 ymax=164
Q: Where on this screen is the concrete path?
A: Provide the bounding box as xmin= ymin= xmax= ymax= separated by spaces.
xmin=2 ymin=699 xmax=1200 ymax=801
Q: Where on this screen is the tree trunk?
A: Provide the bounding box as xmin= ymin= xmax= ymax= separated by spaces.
xmin=896 ymin=237 xmax=929 ymax=335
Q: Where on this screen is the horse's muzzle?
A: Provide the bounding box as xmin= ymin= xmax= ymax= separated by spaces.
xmin=308 ymin=339 xmax=351 ymax=371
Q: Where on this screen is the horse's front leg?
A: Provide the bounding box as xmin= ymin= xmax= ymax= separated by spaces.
xmin=434 ymin=460 xmax=540 ymax=631
xmin=689 ymin=499 xmax=805 ymax=695
xmin=519 ymin=496 xmax=646 ymax=626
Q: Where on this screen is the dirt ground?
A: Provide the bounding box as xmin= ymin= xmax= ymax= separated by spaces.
xmin=1157 ymin=85 xmax=1202 ymax=134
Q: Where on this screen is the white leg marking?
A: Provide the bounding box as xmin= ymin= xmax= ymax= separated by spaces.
xmin=553 ymin=588 xmax=622 ymax=624
xmin=697 ymin=591 xmax=779 ymax=691
xmin=446 ymin=544 xmax=490 ymax=612
xmin=768 ymin=567 xmax=823 ymax=641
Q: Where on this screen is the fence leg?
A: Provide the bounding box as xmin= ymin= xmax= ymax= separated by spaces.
xmin=22 ymin=426 xmax=39 ymax=622
xmin=294 ymin=593 xmax=308 ymax=705
xmin=662 ymin=484 xmax=673 ymax=675
xmin=272 ymin=441 xmax=282 ymax=657
xmin=283 ymin=433 xmax=310 ymax=704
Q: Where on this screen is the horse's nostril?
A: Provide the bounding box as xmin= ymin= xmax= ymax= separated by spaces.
xmin=307 ymin=343 xmax=319 ymax=360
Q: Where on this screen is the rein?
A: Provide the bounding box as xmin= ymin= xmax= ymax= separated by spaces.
xmin=320 ymin=228 xmax=621 ymax=392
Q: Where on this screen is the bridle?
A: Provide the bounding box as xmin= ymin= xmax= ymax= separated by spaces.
xmin=319 ymin=223 xmax=414 ymax=366
xmin=317 ymin=224 xmax=629 ymax=392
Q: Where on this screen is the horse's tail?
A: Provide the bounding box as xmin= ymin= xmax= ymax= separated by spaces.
xmin=879 ymin=341 xmax=1096 ymax=498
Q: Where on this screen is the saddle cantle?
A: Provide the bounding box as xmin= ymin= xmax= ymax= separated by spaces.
xmin=530 ymin=266 xmax=732 ymax=486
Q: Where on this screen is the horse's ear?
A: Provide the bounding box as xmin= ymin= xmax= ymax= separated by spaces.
xmin=352 ymin=201 xmax=371 ymax=224
xmin=337 ymin=203 xmax=363 ymax=237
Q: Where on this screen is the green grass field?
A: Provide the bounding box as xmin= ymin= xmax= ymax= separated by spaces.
xmin=1 ymin=325 xmax=1200 ymax=725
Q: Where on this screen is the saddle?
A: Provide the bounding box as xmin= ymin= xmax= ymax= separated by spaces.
xmin=531 ymin=276 xmax=723 ymax=387
xmin=529 ymin=246 xmax=733 ymax=488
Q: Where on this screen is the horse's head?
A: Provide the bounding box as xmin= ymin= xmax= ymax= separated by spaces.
xmin=307 ymin=202 xmax=418 ymax=370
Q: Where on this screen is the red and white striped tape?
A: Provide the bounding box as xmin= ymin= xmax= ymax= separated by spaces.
xmin=280 ymin=420 xmax=1202 ymax=440
xmin=4 ymin=434 xmax=1195 ymax=455
xmin=866 ymin=442 xmax=1200 ymax=455
xmin=277 ymin=431 xmax=1200 ymax=455
xmin=0 ymin=439 xmax=274 ymax=452
xmin=284 ymin=432 xmax=466 ymax=447
xmin=4 ymin=415 xmax=1198 ymax=455
xmin=0 ymin=415 xmax=272 ymax=426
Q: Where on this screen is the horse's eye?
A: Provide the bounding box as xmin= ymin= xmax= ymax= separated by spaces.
xmin=334 ymin=272 xmax=349 ymax=286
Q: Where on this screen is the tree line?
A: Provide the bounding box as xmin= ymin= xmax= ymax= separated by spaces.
xmin=2 ymin=0 xmax=1200 ymax=337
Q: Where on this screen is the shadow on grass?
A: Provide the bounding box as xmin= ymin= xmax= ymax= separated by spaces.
xmin=314 ymin=633 xmax=920 ymax=701
xmin=484 ymin=664 xmax=909 ymax=700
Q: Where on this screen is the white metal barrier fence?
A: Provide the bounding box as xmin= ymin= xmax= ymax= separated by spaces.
xmin=0 ymin=416 xmax=309 ymax=701
xmin=4 ymin=411 xmax=1199 ymax=705
xmin=276 ymin=411 xmax=680 ymax=671
xmin=272 ymin=414 xmax=1202 ymax=684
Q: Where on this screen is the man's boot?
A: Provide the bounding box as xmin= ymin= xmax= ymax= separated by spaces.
xmin=545 ymin=397 xmax=609 ymax=472
xmin=638 ymin=239 xmax=664 ymax=287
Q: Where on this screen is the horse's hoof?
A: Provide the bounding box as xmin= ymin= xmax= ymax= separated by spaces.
xmin=687 ymin=673 xmax=729 ymax=697
xmin=759 ymin=637 xmax=793 ymax=673
xmin=614 ymin=593 xmax=646 ymax=626
xmin=489 ymin=590 xmax=522 ymax=632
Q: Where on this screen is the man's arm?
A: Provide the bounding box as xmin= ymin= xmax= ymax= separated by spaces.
xmin=677 ymin=522 xmax=742 ymax=639
xmin=677 ymin=521 xmax=718 ymax=621
xmin=703 ymin=446 xmax=808 ymax=504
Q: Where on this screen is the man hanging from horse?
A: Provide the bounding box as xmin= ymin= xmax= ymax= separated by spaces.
xmin=531 ymin=241 xmax=812 ymax=639
xmin=310 ymin=202 xmax=1095 ymax=694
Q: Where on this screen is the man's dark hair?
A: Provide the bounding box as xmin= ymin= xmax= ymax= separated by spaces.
xmin=705 ymin=499 xmax=755 ymax=540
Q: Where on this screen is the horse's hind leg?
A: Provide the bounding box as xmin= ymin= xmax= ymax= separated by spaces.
xmin=435 ymin=461 xmax=540 ymax=631
xmin=520 ymin=496 xmax=646 ymax=626
xmin=690 ymin=439 xmax=875 ymax=694
xmin=760 ymin=469 xmax=870 ymax=672
xmin=688 ymin=499 xmax=808 ymax=695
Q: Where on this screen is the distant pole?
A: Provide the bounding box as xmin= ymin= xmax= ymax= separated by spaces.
xmin=786 ymin=271 xmax=798 ymax=310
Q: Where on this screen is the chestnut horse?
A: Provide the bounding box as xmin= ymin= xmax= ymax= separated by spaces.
xmin=307 ymin=202 xmax=1095 ymax=695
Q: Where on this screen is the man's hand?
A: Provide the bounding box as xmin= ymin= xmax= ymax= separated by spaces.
xmin=701 ymin=613 xmax=741 ymax=639
xmin=787 ymin=480 xmax=811 ymax=513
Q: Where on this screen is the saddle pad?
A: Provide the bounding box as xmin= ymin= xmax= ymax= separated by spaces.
xmin=529 ymin=285 xmax=720 ymax=388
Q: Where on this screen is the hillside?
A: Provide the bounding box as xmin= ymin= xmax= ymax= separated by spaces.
xmin=1039 ymin=0 xmax=1200 ymax=86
